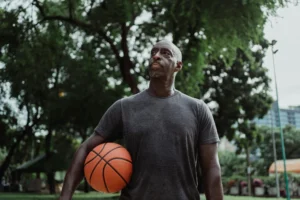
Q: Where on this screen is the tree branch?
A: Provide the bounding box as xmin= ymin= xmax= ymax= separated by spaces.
xmin=120 ymin=23 xmax=139 ymax=93
xmin=30 ymin=105 xmax=41 ymax=129
xmin=98 ymin=31 xmax=121 ymax=62
xmin=87 ymin=0 xmax=96 ymax=16
xmin=68 ymin=0 xmax=73 ymax=19
xmin=33 ymin=0 xmax=46 ymax=17
xmin=25 ymin=102 xmax=31 ymax=128
xmin=121 ymin=23 xmax=129 ymax=59
xmin=128 ymin=12 xmax=138 ymax=31
xmin=33 ymin=0 xmax=121 ymax=62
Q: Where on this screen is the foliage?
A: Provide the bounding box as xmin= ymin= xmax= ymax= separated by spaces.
xmin=1 ymin=0 xmax=279 ymax=136
xmin=0 ymin=8 xmax=123 ymax=185
xmin=0 ymin=148 xmax=7 ymax=163
xmin=222 ymin=175 xmax=248 ymax=189
xmin=219 ymin=151 xmax=247 ymax=177
xmin=263 ymin=176 xmax=277 ymax=187
xmin=251 ymin=158 xmax=269 ymax=176
xmin=235 ymin=122 xmax=261 ymax=154
xmin=0 ymin=0 xmax=289 ymax=186
xmin=292 ymin=175 xmax=300 ymax=185
xmin=202 ymin=42 xmax=273 ymax=139
xmin=25 ymin=0 xmax=287 ymax=95
xmin=255 ymin=125 xmax=300 ymax=174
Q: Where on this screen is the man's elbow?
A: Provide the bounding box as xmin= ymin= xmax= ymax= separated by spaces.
xmin=203 ymin=160 xmax=222 ymax=173
xmin=203 ymin=162 xmax=222 ymax=181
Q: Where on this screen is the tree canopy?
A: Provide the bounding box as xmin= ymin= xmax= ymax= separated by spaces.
xmin=0 ymin=0 xmax=290 ymax=192
xmin=256 ymin=125 xmax=300 ymax=174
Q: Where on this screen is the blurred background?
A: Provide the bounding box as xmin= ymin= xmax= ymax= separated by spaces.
xmin=0 ymin=0 xmax=299 ymax=199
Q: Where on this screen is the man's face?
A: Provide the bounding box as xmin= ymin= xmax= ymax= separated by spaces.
xmin=148 ymin=42 xmax=180 ymax=78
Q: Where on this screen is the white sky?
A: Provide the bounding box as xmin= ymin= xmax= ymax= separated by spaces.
xmin=263 ymin=4 xmax=300 ymax=108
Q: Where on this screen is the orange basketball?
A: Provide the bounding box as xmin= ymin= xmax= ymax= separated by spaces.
xmin=84 ymin=142 xmax=132 ymax=193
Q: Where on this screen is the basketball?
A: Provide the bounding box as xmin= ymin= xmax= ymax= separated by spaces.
xmin=84 ymin=142 xmax=132 ymax=193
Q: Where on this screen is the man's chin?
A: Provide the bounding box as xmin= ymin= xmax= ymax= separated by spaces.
xmin=150 ymin=64 xmax=162 ymax=70
xmin=149 ymin=71 xmax=163 ymax=78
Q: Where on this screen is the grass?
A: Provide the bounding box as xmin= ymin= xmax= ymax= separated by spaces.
xmin=0 ymin=192 xmax=292 ymax=200
xmin=221 ymin=196 xmax=286 ymax=200
xmin=0 ymin=192 xmax=119 ymax=200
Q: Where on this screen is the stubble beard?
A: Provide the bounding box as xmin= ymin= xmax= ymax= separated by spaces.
xmin=148 ymin=60 xmax=164 ymax=78
xmin=149 ymin=70 xmax=162 ymax=78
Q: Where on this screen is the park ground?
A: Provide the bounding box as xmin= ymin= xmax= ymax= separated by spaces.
xmin=0 ymin=192 xmax=293 ymax=200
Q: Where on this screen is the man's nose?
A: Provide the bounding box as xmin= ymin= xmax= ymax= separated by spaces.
xmin=152 ymin=52 xmax=161 ymax=61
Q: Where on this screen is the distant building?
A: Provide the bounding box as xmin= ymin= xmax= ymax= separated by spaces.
xmin=253 ymin=101 xmax=300 ymax=129
xmin=219 ymin=102 xmax=300 ymax=152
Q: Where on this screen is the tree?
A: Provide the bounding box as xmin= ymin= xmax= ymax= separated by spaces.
xmin=218 ymin=151 xmax=247 ymax=177
xmin=0 ymin=0 xmax=288 ymax=192
xmin=0 ymin=7 xmax=78 ymax=191
xmin=29 ymin=0 xmax=278 ymax=138
xmin=235 ymin=122 xmax=261 ymax=195
xmin=0 ymin=9 xmax=44 ymax=182
xmin=201 ymin=40 xmax=273 ymax=194
xmin=27 ymin=0 xmax=287 ymax=94
xmin=53 ymin=39 xmax=126 ymax=192
xmin=257 ymin=125 xmax=300 ymax=174
xmin=0 ymin=7 xmax=126 ymax=192
xmin=201 ymin=41 xmax=273 ymax=139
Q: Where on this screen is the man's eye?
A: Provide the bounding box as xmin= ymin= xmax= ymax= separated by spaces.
xmin=151 ymin=50 xmax=157 ymax=55
xmin=162 ymin=50 xmax=171 ymax=56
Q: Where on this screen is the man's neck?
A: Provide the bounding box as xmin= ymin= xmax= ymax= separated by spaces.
xmin=148 ymin=78 xmax=175 ymax=97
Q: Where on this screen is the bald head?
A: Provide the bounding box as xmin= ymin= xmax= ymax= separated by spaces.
xmin=153 ymin=40 xmax=182 ymax=62
xmin=149 ymin=40 xmax=183 ymax=79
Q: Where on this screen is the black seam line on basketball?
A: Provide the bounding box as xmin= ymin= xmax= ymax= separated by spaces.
xmin=84 ymin=142 xmax=107 ymax=167
xmin=88 ymin=146 xmax=122 ymax=184
xmin=87 ymin=143 xmax=107 ymax=184
xmin=103 ymin=162 xmax=109 ymax=193
xmin=91 ymin=146 xmax=122 ymax=162
xmin=105 ymin=157 xmax=132 ymax=164
xmin=103 ymin=160 xmax=129 ymax=186
xmin=92 ymin=146 xmax=123 ymax=161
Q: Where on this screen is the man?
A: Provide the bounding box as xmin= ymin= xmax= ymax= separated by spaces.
xmin=59 ymin=40 xmax=223 ymax=200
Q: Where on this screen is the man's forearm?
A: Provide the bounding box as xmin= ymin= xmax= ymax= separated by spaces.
xmin=59 ymin=145 xmax=88 ymax=199
xmin=59 ymin=133 xmax=105 ymax=200
xmin=203 ymin=165 xmax=223 ymax=200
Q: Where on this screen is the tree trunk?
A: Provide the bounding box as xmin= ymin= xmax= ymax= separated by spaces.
xmin=120 ymin=23 xmax=139 ymax=94
xmin=45 ymin=127 xmax=52 ymax=155
xmin=246 ymin=146 xmax=252 ymax=196
xmin=0 ymin=129 xmax=29 ymax=181
xmin=79 ymin=131 xmax=90 ymax=193
xmin=45 ymin=127 xmax=56 ymax=194
xmin=47 ymin=172 xmax=56 ymax=194
xmin=120 ymin=57 xmax=139 ymax=94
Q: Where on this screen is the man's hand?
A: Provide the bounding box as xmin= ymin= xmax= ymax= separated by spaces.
xmin=199 ymin=143 xmax=223 ymax=200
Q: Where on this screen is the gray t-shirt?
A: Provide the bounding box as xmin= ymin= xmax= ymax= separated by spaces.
xmin=95 ymin=89 xmax=219 ymax=200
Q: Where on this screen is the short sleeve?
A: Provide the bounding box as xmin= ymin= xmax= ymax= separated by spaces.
xmin=197 ymin=100 xmax=220 ymax=144
xmin=94 ymin=99 xmax=123 ymax=141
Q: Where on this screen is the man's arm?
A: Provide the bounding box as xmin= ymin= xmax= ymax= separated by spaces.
xmin=199 ymin=143 xmax=223 ymax=200
xmin=59 ymin=133 xmax=106 ymax=200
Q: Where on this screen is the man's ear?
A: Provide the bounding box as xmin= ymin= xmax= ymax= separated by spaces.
xmin=174 ymin=61 xmax=183 ymax=72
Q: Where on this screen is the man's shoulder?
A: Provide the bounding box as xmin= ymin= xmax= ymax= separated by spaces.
xmin=177 ymin=90 xmax=205 ymax=106
xmin=120 ymin=90 xmax=148 ymax=104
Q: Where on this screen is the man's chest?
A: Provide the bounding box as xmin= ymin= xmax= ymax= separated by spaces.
xmin=122 ymin=102 xmax=198 ymax=141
